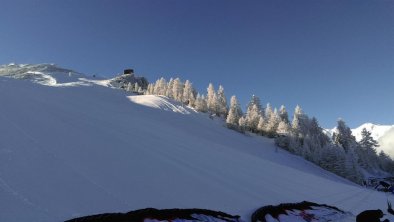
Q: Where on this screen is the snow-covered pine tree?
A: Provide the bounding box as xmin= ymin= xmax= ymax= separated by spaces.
xmin=166 ymin=78 xmax=174 ymax=98
xmin=134 ymin=82 xmax=139 ymax=92
xmin=359 ymin=128 xmax=379 ymax=153
xmin=247 ymin=95 xmax=262 ymax=112
xmin=159 ymin=78 xmax=168 ymax=95
xmin=145 ymin=83 xmax=154 ymax=95
xmin=172 ymin=78 xmax=184 ymax=102
xmin=238 ymin=116 xmax=247 ymax=133
xmin=195 ymin=94 xmax=208 ymax=113
xmin=257 ymin=115 xmax=265 ymax=135
xmin=245 ymin=104 xmax=261 ymax=133
xmin=357 ymin=128 xmax=380 ymax=170
xmin=245 ymin=95 xmax=262 ymax=133
xmin=153 ymin=78 xmax=165 ymax=95
xmin=216 ymin=85 xmax=228 ymax=117
xmin=207 ymin=83 xmax=218 ymax=114
xmin=200 ymin=95 xmax=208 ymax=113
xmin=333 ymin=119 xmax=356 ymax=152
xmin=265 ymin=103 xmax=273 ymax=122
xmin=319 ymin=144 xmax=346 ymax=176
xmin=308 ymin=117 xmax=329 ymax=148
xmin=299 ymin=136 xmax=313 ymax=160
xmin=276 ymin=120 xmax=290 ymax=135
xmin=287 ymin=105 xmax=305 ymax=152
xmin=182 ymin=80 xmax=195 ymax=106
xmin=126 ymin=82 xmax=133 ymax=92
xmin=279 ymin=105 xmax=289 ymax=124
xmin=343 ymin=147 xmax=363 ymax=184
xmin=265 ymin=108 xmax=279 ymax=138
xmin=226 ymin=95 xmax=242 ymax=129
xmin=292 ymin=105 xmax=303 ymax=134
xmin=195 ymin=93 xmax=202 ymax=111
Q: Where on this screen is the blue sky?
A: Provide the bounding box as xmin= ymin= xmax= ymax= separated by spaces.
xmin=1 ymin=0 xmax=393 ymax=128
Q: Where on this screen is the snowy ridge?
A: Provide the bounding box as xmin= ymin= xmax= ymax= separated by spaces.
xmin=0 ymin=63 xmax=119 ymax=88
xmin=0 ymin=64 xmax=392 ymax=222
xmin=352 ymin=123 xmax=394 ymax=141
xmin=0 ymin=63 xmax=91 ymax=87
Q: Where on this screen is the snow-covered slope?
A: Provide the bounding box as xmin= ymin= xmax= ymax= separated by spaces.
xmin=0 ymin=65 xmax=391 ymax=222
xmin=128 ymin=95 xmax=196 ymax=114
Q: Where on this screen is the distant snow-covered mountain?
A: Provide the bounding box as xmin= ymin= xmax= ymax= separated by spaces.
xmin=326 ymin=123 xmax=394 ymax=157
xmin=352 ymin=123 xmax=393 ymax=142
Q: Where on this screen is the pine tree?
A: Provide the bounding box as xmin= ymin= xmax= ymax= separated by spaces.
xmin=145 ymin=83 xmax=154 ymax=95
xmin=288 ymin=105 xmax=305 ymax=152
xmin=238 ymin=116 xmax=247 ymax=132
xmin=172 ymin=78 xmax=183 ymax=102
xmin=277 ymin=120 xmax=290 ymax=135
xmin=292 ymin=105 xmax=303 ymax=133
xmin=166 ymin=78 xmax=174 ymax=98
xmin=319 ymin=144 xmax=346 ymax=176
xmin=247 ymin=95 xmax=262 ymax=112
xmin=265 ymin=108 xmax=279 ymax=137
xmin=216 ymin=85 xmax=228 ymax=117
xmin=265 ymin=103 xmax=273 ymax=121
xmin=279 ymin=105 xmax=289 ymax=124
xmin=134 ymin=82 xmax=139 ymax=92
xmin=333 ymin=119 xmax=356 ymax=152
xmin=245 ymin=95 xmax=262 ymax=132
xmin=343 ymin=147 xmax=363 ymax=184
xmin=182 ymin=80 xmax=195 ymax=106
xmin=195 ymin=94 xmax=208 ymax=113
xmin=207 ymin=83 xmax=218 ymax=114
xmin=153 ymin=77 xmax=167 ymax=95
xmin=226 ymin=95 xmax=242 ymax=129
xmin=359 ymin=128 xmax=379 ymax=153
xmin=245 ymin=104 xmax=261 ymax=132
xmin=357 ymin=128 xmax=380 ymax=170
xmin=126 ymin=82 xmax=133 ymax=92
xmin=257 ymin=115 xmax=265 ymax=134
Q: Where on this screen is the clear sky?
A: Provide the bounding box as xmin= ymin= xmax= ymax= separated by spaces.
xmin=1 ymin=0 xmax=393 ymax=128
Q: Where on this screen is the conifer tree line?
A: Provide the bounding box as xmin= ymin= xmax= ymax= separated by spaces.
xmin=142 ymin=77 xmax=228 ymax=117
xmin=138 ymin=76 xmax=394 ymax=184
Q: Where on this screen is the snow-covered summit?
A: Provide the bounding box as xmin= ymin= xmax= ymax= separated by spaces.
xmin=0 ymin=63 xmax=92 ymax=87
xmin=352 ymin=123 xmax=393 ymax=141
